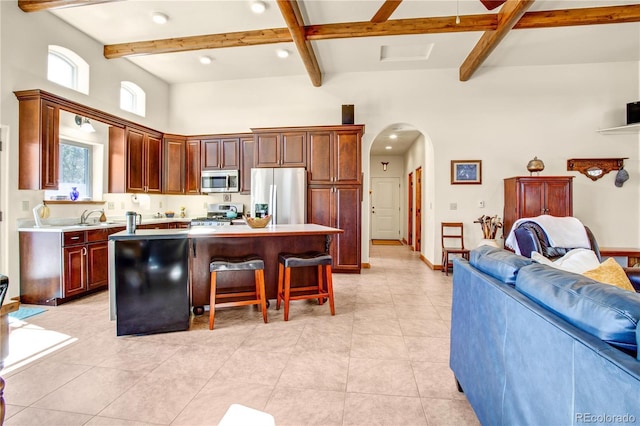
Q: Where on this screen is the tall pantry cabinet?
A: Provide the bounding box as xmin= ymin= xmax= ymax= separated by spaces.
xmin=503 ymin=176 xmax=574 ymax=237
xmin=307 ymin=126 xmax=363 ymax=273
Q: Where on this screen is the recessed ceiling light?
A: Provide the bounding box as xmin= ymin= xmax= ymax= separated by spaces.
xmin=251 ymin=1 xmax=267 ymax=14
xmin=389 ymin=134 xmax=397 ymax=139
xmin=276 ymin=49 xmax=290 ymax=59
xmin=199 ymin=56 xmax=212 ymax=65
xmin=151 ymin=12 xmax=169 ymax=25
xmin=385 ymin=146 xmax=392 ymax=150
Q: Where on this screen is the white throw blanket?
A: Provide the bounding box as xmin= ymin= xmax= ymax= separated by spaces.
xmin=504 ymin=215 xmax=591 ymax=255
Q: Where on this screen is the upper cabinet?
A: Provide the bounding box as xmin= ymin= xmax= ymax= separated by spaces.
xmin=163 ymin=135 xmax=186 ymax=194
xmin=201 ymin=137 xmax=240 ymax=170
xmin=308 ymin=126 xmax=362 ymax=185
xmin=253 ymin=130 xmax=306 ymax=168
xmin=109 ymin=126 xmax=163 ymax=193
xmin=16 ymin=92 xmax=60 ymax=190
xmin=240 ymin=135 xmax=255 ymax=194
xmin=185 ymin=139 xmax=201 ymax=194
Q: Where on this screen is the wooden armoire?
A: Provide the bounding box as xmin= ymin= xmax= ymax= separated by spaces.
xmin=503 ymin=176 xmax=574 ymax=237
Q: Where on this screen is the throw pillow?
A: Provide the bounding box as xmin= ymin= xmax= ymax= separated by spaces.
xmin=583 ymin=257 xmax=635 ymax=292
xmin=531 ymin=248 xmax=601 ymax=274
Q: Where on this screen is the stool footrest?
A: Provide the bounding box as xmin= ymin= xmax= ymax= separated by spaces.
xmin=216 ymin=291 xmax=258 ymax=300
xmin=215 ymin=299 xmax=262 ymax=308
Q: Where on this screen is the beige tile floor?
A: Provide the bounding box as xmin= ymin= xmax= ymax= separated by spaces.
xmin=2 ymin=243 xmax=479 ymax=426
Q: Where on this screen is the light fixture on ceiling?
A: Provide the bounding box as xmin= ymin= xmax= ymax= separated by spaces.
xmin=381 ymin=162 xmax=389 ymax=172
xmin=75 ymin=115 xmax=95 ymax=133
xmin=276 ymin=48 xmax=290 ymax=59
xmin=199 ymin=56 xmax=212 ymax=65
xmin=385 ymin=146 xmax=392 ymax=150
xmin=152 ymin=12 xmax=169 ymax=25
xmin=251 ymin=1 xmax=267 ymax=14
xmin=389 ymin=134 xmax=397 ymax=139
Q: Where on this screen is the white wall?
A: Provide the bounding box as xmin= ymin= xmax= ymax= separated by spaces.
xmin=0 ymin=2 xmax=171 ymax=298
xmin=171 ymin=62 xmax=640 ymax=267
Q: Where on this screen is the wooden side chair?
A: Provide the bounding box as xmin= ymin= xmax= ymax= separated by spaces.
xmin=441 ymin=222 xmax=470 ymax=276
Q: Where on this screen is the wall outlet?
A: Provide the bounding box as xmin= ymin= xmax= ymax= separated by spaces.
xmin=223 ymin=194 xmax=231 ymax=202
xmin=21 ymin=200 xmax=29 ymax=211
xmin=450 ymin=202 xmax=457 ymax=210
xmin=478 ymin=200 xmax=485 ymax=208
xmin=120 ymin=201 xmax=125 ymax=209
xmin=107 ymin=202 xmax=115 ymax=210
xmin=159 ymin=201 xmax=163 ymax=208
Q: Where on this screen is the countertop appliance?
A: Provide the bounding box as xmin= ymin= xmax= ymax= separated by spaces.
xmin=250 ymin=167 xmax=306 ymax=225
xmin=110 ymin=236 xmax=189 ymax=336
xmin=190 ymin=203 xmax=245 ymax=227
xmin=201 ymin=169 xmax=239 ymax=193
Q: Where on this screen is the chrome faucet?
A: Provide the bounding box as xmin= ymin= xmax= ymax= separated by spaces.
xmin=80 ymin=209 xmax=104 ymax=225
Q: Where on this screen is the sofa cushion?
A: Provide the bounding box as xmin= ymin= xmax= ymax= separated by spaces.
xmin=582 ymin=257 xmax=636 ymax=292
xmin=516 ymin=263 xmax=640 ymax=353
xmin=469 ymin=246 xmax=532 ymax=285
xmin=531 ymin=248 xmax=600 ymax=274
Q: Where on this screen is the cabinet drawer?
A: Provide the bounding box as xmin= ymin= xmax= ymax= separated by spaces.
xmin=87 ymin=228 xmax=110 ymax=242
xmin=63 ymin=231 xmax=86 ymax=246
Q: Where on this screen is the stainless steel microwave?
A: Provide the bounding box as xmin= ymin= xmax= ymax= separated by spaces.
xmin=201 ymin=169 xmax=239 ymax=193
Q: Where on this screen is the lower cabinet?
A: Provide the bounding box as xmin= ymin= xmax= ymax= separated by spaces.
xmin=20 ymin=227 xmax=124 ymax=305
xmin=308 ymin=185 xmax=361 ymax=272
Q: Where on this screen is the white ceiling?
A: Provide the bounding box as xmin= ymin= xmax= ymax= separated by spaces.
xmin=45 ymin=0 xmax=640 ymax=154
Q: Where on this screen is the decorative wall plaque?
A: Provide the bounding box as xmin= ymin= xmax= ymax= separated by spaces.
xmin=566 ymin=158 xmax=627 ymax=181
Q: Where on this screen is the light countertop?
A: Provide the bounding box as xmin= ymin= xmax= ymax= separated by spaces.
xmin=109 ymin=223 xmax=343 ymax=240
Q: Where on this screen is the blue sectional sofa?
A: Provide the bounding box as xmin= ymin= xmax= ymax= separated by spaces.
xmin=450 ymin=246 xmax=640 ymax=425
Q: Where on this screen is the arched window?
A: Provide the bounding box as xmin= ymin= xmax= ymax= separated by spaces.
xmin=47 ymin=45 xmax=89 ymax=94
xmin=120 ymin=81 xmax=146 ymax=117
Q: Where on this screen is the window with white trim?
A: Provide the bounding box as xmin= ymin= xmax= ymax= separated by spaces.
xmin=47 ymin=45 xmax=89 ymax=94
xmin=120 ymin=81 xmax=146 ymax=117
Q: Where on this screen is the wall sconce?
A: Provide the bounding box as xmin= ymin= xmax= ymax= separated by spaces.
xmin=75 ymin=115 xmax=95 ymax=133
xmin=381 ymin=161 xmax=389 ymax=172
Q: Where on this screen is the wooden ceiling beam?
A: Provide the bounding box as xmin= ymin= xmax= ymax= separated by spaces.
xmin=276 ymin=0 xmax=322 ymax=87
xmin=18 ymin=0 xmax=118 ymax=12
xmin=515 ymin=4 xmax=640 ymax=29
xmin=101 ymin=5 xmax=640 ymax=62
xmin=371 ymin=0 xmax=403 ymax=23
xmin=459 ymin=0 xmax=535 ymax=82
xmin=104 ymin=28 xmax=293 ymax=59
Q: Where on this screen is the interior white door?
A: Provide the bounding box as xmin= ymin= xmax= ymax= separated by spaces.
xmin=371 ymin=177 xmax=400 ymax=240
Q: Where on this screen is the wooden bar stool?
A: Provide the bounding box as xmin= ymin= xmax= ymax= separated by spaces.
xmin=209 ymin=255 xmax=268 ymax=330
xmin=276 ymin=251 xmax=335 ymax=321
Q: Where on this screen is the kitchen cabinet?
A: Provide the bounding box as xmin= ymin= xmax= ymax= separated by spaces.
xmin=126 ymin=127 xmax=163 ymax=193
xmin=308 ymin=127 xmax=362 ymax=185
xmin=163 ymin=135 xmax=186 ymax=194
xmin=308 ymin=185 xmax=362 ymax=272
xmin=240 ymin=135 xmax=254 ymax=194
xmin=503 ymin=176 xmax=574 ymax=237
xmin=19 ymin=227 xmax=123 ymax=305
xmin=108 ymin=126 xmax=163 ymax=193
xmin=253 ymin=130 xmax=306 ymax=168
xmin=185 ymin=139 xmax=201 ymax=194
xmin=16 ymin=93 xmax=60 ymax=190
xmin=201 ymin=137 xmax=240 ymax=170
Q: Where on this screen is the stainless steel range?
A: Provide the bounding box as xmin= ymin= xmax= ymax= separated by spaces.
xmin=190 ymin=203 xmax=245 ymax=227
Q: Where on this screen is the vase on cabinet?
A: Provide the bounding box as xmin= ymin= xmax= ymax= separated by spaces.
xmin=69 ymin=187 xmax=79 ymax=201
xmin=477 ymin=239 xmax=499 ymax=248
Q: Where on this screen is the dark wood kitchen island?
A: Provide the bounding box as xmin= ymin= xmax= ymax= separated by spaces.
xmin=188 ymin=224 xmax=342 ymax=314
xmin=109 ymin=224 xmax=343 ymax=319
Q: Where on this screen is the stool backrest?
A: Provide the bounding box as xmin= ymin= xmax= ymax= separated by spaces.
xmin=441 ymin=222 xmax=465 ymax=250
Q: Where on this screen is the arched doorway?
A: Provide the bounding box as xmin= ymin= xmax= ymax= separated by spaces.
xmin=368 ymin=123 xmax=424 ymax=250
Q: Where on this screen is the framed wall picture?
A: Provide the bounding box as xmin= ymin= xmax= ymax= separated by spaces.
xmin=451 ymin=160 xmax=482 ymax=184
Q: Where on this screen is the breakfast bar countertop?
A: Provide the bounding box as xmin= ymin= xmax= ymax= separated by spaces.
xmin=108 ymin=223 xmax=343 ymax=240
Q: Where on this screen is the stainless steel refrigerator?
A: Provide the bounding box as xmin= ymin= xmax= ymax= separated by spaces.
xmin=251 ymin=167 xmax=306 ymax=225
